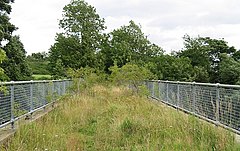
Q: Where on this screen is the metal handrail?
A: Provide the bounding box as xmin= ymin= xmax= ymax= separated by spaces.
xmin=0 ymin=79 xmax=72 ymax=129
xmin=146 ymin=80 xmax=240 ymax=135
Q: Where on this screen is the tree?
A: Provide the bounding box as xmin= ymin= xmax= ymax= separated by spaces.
xmin=51 ymin=59 xmax=65 ymax=79
xmin=2 ymin=36 xmax=32 ymax=81
xmin=101 ymin=20 xmax=163 ymax=70
xmin=219 ymin=53 xmax=240 ymax=85
xmin=151 ymin=55 xmax=194 ymax=81
xmin=0 ymin=48 xmax=7 ymax=80
xmin=192 ymin=66 xmax=210 ymax=83
xmin=27 ymin=52 xmax=48 ymax=61
xmin=179 ymin=35 xmax=211 ymax=70
xmin=203 ymin=37 xmax=236 ymax=83
xmin=49 ymin=34 xmax=81 ymax=70
xmin=0 ymin=0 xmax=16 ymax=43
xmin=109 ymin=63 xmax=155 ymax=93
xmin=179 ymin=35 xmax=237 ymax=83
xmin=49 ymin=0 xmax=106 ymax=77
xmin=0 ymin=0 xmax=32 ymax=81
xmin=232 ymin=50 xmax=240 ymax=61
xmin=0 ymin=0 xmax=16 ymax=80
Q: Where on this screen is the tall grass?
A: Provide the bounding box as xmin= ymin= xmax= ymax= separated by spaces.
xmin=1 ymin=85 xmax=240 ymax=150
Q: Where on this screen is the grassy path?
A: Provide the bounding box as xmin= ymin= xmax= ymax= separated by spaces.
xmin=1 ymin=85 xmax=240 ymax=150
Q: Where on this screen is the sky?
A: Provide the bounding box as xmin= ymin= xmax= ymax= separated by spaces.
xmin=10 ymin=0 xmax=240 ymax=54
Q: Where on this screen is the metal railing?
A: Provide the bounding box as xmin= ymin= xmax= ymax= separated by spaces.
xmin=146 ymin=80 xmax=240 ymax=134
xmin=0 ymin=80 xmax=72 ymax=129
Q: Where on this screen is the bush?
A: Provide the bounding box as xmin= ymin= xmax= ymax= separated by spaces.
xmin=67 ymin=67 xmax=107 ymax=92
xmin=109 ymin=63 xmax=156 ymax=94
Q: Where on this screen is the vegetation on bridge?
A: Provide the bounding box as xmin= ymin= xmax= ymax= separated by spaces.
xmin=1 ymin=84 xmax=239 ymax=150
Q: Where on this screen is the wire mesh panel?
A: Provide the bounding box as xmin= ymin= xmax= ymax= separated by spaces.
xmin=168 ymin=83 xmax=178 ymax=106
xmin=45 ymin=82 xmax=54 ymax=103
xmin=152 ymin=82 xmax=159 ymax=99
xmin=147 ymin=81 xmax=154 ymax=97
xmin=0 ymin=80 xmax=72 ymax=129
xmin=32 ymin=83 xmax=45 ymax=110
xmin=195 ymin=85 xmax=216 ymax=121
xmin=53 ymin=81 xmax=60 ymax=100
xmin=219 ymin=87 xmax=240 ymax=130
xmin=59 ymin=81 xmax=64 ymax=96
xmin=158 ymin=82 xmax=167 ymax=102
xmin=66 ymin=80 xmax=72 ymax=93
xmin=147 ymin=80 xmax=240 ymax=134
xmin=0 ymin=86 xmax=11 ymax=125
xmin=14 ymin=83 xmax=31 ymax=116
xmin=179 ymin=84 xmax=192 ymax=111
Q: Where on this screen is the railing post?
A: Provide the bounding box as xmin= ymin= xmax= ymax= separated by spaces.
xmin=30 ymin=80 xmax=33 ymax=113
xmin=177 ymin=81 xmax=180 ymax=107
xmin=192 ymin=82 xmax=196 ymax=114
xmin=216 ymin=83 xmax=220 ymax=123
xmin=166 ymin=81 xmax=169 ymax=103
xmin=10 ymin=81 xmax=14 ymax=129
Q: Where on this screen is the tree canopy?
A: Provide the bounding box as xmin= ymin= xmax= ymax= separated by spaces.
xmin=0 ymin=0 xmax=16 ymax=43
xmin=49 ymin=0 xmax=106 ymax=77
xmin=2 ymin=36 xmax=31 ymax=81
xmin=101 ymin=20 xmax=163 ymax=70
xmin=0 ymin=0 xmax=32 ymax=81
xmin=178 ymin=35 xmax=238 ymax=83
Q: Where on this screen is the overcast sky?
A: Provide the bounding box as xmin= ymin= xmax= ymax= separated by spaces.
xmin=10 ymin=0 xmax=240 ymax=54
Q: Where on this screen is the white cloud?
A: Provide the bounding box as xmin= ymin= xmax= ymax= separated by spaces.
xmin=10 ymin=0 xmax=70 ymax=54
xmin=9 ymin=0 xmax=240 ymax=54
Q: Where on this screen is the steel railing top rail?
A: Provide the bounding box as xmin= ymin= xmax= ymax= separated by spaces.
xmin=147 ymin=80 xmax=240 ymax=89
xmin=0 ymin=79 xmax=71 ymax=85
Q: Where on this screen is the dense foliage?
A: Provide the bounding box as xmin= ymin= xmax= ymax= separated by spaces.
xmin=1 ymin=36 xmax=31 ymax=81
xmin=100 ymin=20 xmax=163 ymax=72
xmin=178 ymin=35 xmax=240 ymax=84
xmin=49 ymin=0 xmax=105 ymax=77
xmin=0 ymin=0 xmax=16 ymax=42
xmin=0 ymin=0 xmax=31 ymax=81
xmin=26 ymin=52 xmax=50 ymax=75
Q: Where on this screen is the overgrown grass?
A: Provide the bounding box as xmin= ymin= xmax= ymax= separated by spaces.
xmin=1 ymin=85 xmax=240 ymax=150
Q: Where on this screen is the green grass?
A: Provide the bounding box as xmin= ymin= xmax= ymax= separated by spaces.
xmin=1 ymin=85 xmax=240 ymax=150
xmin=32 ymin=74 xmax=52 ymax=80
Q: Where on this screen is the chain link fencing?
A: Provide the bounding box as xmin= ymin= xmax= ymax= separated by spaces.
xmin=0 ymin=80 xmax=72 ymax=129
xmin=146 ymin=80 xmax=240 ymax=134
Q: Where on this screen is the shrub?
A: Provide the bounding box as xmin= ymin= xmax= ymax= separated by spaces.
xmin=109 ymin=63 xmax=156 ymax=94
